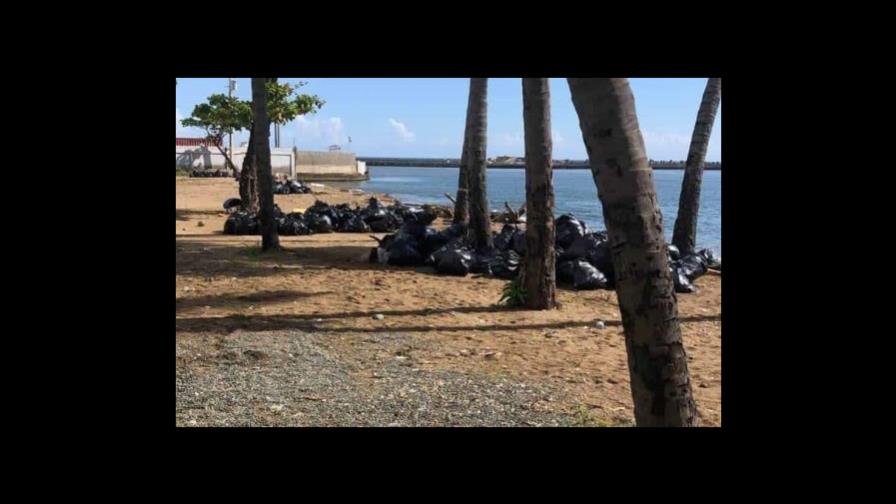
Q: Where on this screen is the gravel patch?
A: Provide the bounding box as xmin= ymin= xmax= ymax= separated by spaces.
xmin=176 ymin=330 xmax=574 ymax=427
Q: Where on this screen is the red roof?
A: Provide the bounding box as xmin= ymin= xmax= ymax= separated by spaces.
xmin=176 ymin=137 xmax=220 ymax=147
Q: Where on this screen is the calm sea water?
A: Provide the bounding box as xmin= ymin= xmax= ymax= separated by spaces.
xmin=343 ymin=166 xmax=721 ymax=253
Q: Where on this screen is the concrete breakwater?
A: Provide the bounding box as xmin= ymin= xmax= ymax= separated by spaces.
xmin=359 ymin=157 xmax=721 ymax=170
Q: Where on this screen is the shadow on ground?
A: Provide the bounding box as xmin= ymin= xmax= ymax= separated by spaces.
xmin=176 ymin=309 xmax=720 ymax=335
xmin=177 ymin=289 xmax=336 ymax=313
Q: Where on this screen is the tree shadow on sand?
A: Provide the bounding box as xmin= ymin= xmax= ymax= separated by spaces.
xmin=175 ymin=237 xmax=517 ymax=280
xmin=176 ymin=289 xmax=336 ymax=313
xmin=176 ymin=209 xmax=227 ymax=222
xmin=176 ymin=307 xmax=720 ymax=335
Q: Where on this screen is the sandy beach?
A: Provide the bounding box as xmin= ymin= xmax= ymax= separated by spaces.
xmin=176 ymin=176 xmax=721 ymax=426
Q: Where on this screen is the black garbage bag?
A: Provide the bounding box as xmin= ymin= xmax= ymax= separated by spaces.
xmin=339 ymin=214 xmax=370 ymax=233
xmin=386 ymin=237 xmax=424 ymax=266
xmin=223 ymin=211 xmax=259 ymax=235
xmin=667 ymin=244 xmax=681 ymax=261
xmin=370 ymin=234 xmax=397 ymax=264
xmin=390 ymin=204 xmax=418 ymax=222
xmin=278 ymin=216 xmax=310 ymax=236
xmin=306 ymin=200 xmax=338 ymax=222
xmin=272 ymin=204 xmax=285 ymax=219
xmin=493 ymin=224 xmax=517 ymax=252
xmin=364 ymin=197 xmax=387 ymax=213
xmin=698 ymin=248 xmax=721 ymax=270
xmin=559 ymin=233 xmax=613 ymax=282
xmin=440 ymin=222 xmax=468 ymax=240
xmin=556 ymin=260 xmax=577 ymax=284
xmin=368 ymin=213 xmax=402 ymax=233
xmin=223 ymin=198 xmax=242 ymax=211
xmin=399 ymin=220 xmax=429 ymax=240
xmin=678 ymin=254 xmax=708 ymax=281
xmin=488 ymin=250 xmax=521 ymax=279
xmin=560 ymin=233 xmax=604 ymax=261
xmin=305 ymin=213 xmax=333 ymax=233
xmin=287 ymin=180 xmax=305 ymax=194
xmin=510 ymin=229 xmax=527 ymax=256
xmin=273 ymin=183 xmax=289 ymax=194
xmin=402 ymin=207 xmax=438 ymax=226
xmin=469 ymin=252 xmax=493 ymax=275
xmin=367 ymin=217 xmax=389 ymax=233
xmin=422 ymin=228 xmax=448 ymax=257
xmin=572 ymin=259 xmax=607 ymax=290
xmin=430 ymin=244 xmax=473 ymax=276
xmin=361 ymin=204 xmax=387 ymax=220
xmin=555 ymin=214 xmax=588 ymax=248
xmin=671 ymin=264 xmax=697 ymax=293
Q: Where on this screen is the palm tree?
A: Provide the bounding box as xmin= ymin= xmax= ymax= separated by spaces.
xmin=520 ymin=78 xmax=556 ymax=310
xmin=252 ymin=78 xmax=279 ymax=251
xmin=568 ymin=78 xmax=699 ymax=427
xmin=465 ymin=78 xmax=493 ymax=251
xmin=672 ymin=78 xmax=721 ymax=255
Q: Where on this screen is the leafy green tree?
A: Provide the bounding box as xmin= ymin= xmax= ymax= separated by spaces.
xmin=180 ymin=94 xmax=251 ymax=176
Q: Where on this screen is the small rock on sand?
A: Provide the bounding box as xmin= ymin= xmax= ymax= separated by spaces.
xmin=484 ymin=351 xmax=502 ymax=360
xmin=595 ymin=321 xmax=606 ymax=329
xmin=197 ymin=221 xmax=205 ymax=227
xmin=372 ymin=314 xmax=385 ymax=320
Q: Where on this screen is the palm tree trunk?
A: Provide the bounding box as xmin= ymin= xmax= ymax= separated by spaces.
xmin=252 ymin=78 xmax=279 ymax=251
xmin=672 ymin=78 xmax=721 ymax=255
xmin=521 ymin=78 xmax=556 ymax=310
xmin=453 ymin=83 xmax=477 ymax=225
xmin=568 ymin=78 xmax=698 ymax=427
xmin=239 ymin=123 xmax=259 ymax=213
xmin=465 ymin=78 xmax=492 ymax=251
xmin=453 ymin=139 xmax=470 ymax=224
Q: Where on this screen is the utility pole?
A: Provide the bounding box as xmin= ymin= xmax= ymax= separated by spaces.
xmin=228 ymin=78 xmax=236 ymax=159
xmin=275 ymin=123 xmax=280 ymax=149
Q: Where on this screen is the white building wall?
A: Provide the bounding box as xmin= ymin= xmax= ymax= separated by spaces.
xmin=175 ymin=146 xmax=295 ymax=176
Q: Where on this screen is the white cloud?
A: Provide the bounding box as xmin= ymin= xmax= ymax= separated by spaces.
xmin=388 ymin=118 xmax=415 ymax=142
xmin=295 ymin=116 xmax=345 ymax=144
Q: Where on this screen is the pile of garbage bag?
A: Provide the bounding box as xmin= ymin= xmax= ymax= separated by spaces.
xmin=274 ymin=178 xmax=313 ymax=195
xmin=190 ymin=169 xmax=231 ymax=177
xmin=223 ymin=197 xmax=438 ymax=237
xmin=369 ymin=212 xmax=720 ymax=294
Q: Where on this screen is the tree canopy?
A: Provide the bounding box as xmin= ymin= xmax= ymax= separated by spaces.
xmin=181 ymin=80 xmax=325 ymax=143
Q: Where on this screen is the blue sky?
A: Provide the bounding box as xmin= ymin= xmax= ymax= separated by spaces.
xmin=176 ymin=78 xmax=721 ymax=161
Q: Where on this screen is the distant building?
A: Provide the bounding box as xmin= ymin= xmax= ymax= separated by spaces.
xmin=176 ymin=137 xmax=220 ymax=147
xmin=493 ymin=156 xmax=523 ymax=165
